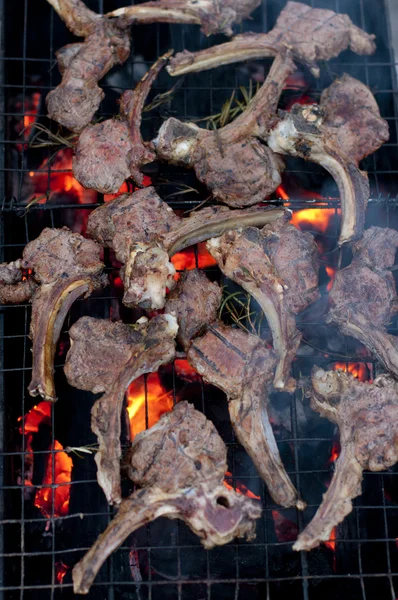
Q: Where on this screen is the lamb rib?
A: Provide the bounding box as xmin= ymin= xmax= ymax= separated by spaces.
xmin=187 ymin=322 xmax=304 ymax=509
xmin=106 ymin=0 xmax=261 ymax=37
xmin=72 ymin=401 xmax=261 ymax=594
xmin=327 ymin=227 xmax=398 ymax=377
xmin=64 ymin=314 xmax=178 ymax=505
xmin=154 ymin=52 xmax=295 ymax=208
xmin=294 ymin=368 xmax=398 ymax=551
xmin=167 ymin=1 xmax=376 ymax=77
xmin=207 ymin=214 xmax=319 ymax=391
xmin=86 ymin=185 xmax=286 ymax=310
xmin=73 ymin=51 xmax=172 ymax=193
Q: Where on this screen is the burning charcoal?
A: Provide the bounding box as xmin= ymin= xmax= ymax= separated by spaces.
xmin=73 ymin=51 xmax=172 ymax=193
xmin=86 ymin=185 xmax=286 ymax=310
xmin=165 ymin=269 xmax=222 ymax=350
xmin=1 ymin=228 xmax=106 ymax=401
xmin=64 ymin=314 xmax=178 ymax=505
xmin=207 ymin=214 xmax=319 ymax=391
xmin=106 ymin=0 xmax=262 ymax=37
xmin=167 ymin=1 xmax=376 ymax=77
xmin=187 ymin=322 xmax=304 ymax=510
xmin=293 ymin=368 xmax=398 ymax=551
xmin=327 ymin=227 xmax=398 ymax=377
xmin=72 ymin=401 xmax=261 ymax=594
xmin=154 ymin=53 xmax=295 ymax=207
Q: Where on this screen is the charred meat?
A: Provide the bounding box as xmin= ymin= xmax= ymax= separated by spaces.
xmin=327 ymin=227 xmax=398 ymax=377
xmin=73 ymin=51 xmax=171 ymax=193
xmin=64 ymin=314 xmax=178 ymax=505
xmin=188 ymin=322 xmax=304 ymax=509
xmin=294 ymin=368 xmax=398 ymax=551
xmin=207 ymin=215 xmax=319 ymax=390
xmin=86 ymin=186 xmax=286 ymax=310
xmin=72 ymin=401 xmax=261 ymax=594
xmin=155 ymin=53 xmax=295 ymax=207
xmin=168 ymin=1 xmax=375 ymax=77
xmin=165 ymin=269 xmax=222 ymax=350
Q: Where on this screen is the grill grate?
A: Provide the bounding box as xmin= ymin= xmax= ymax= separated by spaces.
xmin=1 ymin=0 xmax=398 ymax=599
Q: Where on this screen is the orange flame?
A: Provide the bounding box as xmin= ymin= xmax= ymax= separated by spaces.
xmin=171 ymin=242 xmax=217 ymax=280
xmin=329 ymin=442 xmax=340 ymax=464
xmin=324 ymin=526 xmax=337 ymax=552
xmin=34 ymin=441 xmax=73 ymax=518
xmin=325 ymin=266 xmax=336 ymax=292
xmin=291 ymin=208 xmax=337 ymax=234
xmin=174 ymin=359 xmax=202 ymax=382
xmin=103 ymin=175 xmax=152 ymax=203
xmin=126 ymin=373 xmax=174 ymax=440
xmin=18 ymin=401 xmax=51 ymax=434
xmin=332 ymin=362 xmax=369 ymax=382
xmin=55 ymin=561 xmax=69 ymax=584
xmin=16 ymin=92 xmax=41 ymax=151
xmin=224 ymin=472 xmax=260 ymax=500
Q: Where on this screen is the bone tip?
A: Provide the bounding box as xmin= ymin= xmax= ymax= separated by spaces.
xmin=296 ymin=499 xmax=306 ymax=511
xmin=164 ymin=312 xmax=179 ymax=337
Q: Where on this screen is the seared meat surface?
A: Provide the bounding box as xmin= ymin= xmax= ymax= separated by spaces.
xmin=188 ymin=322 xmax=304 ymax=509
xmin=321 ymin=74 xmax=389 ymax=164
xmin=327 ymin=227 xmax=398 ymax=377
xmin=86 ymin=186 xmax=285 ymax=310
xmin=155 ymin=53 xmax=294 ymax=207
xmin=64 ymin=314 xmax=178 ymax=505
xmin=207 ymin=215 xmax=319 ymax=390
xmin=106 ymin=0 xmax=261 ymax=37
xmin=168 ymin=1 xmax=375 ymax=76
xmin=165 ymin=269 xmax=222 ymax=350
xmin=72 ymin=401 xmax=261 ymax=594
xmin=73 ymin=52 xmax=171 ymax=193
xmin=0 ymin=228 xmax=106 ymax=401
xmin=294 ymin=368 xmax=398 ymax=551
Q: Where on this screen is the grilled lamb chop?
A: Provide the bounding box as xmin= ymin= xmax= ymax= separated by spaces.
xmin=154 ymin=53 xmax=295 ymax=207
xmin=72 ymin=401 xmax=261 ymax=594
xmin=167 ymin=1 xmax=376 ymax=77
xmin=294 ymin=368 xmax=398 ymax=551
xmin=64 ymin=314 xmax=178 ymax=505
xmin=86 ymin=186 xmax=286 ymax=310
xmin=165 ymin=269 xmax=222 ymax=350
xmin=327 ymin=227 xmax=398 ymax=377
xmin=0 ymin=228 xmax=106 ymax=401
xmin=73 ymin=51 xmax=171 ymax=193
xmin=188 ymin=322 xmax=304 ymax=509
xmin=106 ymin=0 xmax=261 ymax=37
xmin=207 ymin=214 xmax=319 ymax=390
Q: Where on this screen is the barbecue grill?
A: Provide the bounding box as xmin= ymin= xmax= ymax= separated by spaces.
xmin=1 ymin=0 xmax=398 ymax=598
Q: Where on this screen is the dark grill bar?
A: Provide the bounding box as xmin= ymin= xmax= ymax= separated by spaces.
xmin=0 ymin=0 xmax=398 ymax=598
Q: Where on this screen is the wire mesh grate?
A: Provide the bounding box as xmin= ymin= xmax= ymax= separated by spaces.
xmin=0 ymin=0 xmax=397 ymax=599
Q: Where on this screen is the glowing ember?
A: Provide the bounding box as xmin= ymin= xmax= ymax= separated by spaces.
xmin=174 ymin=359 xmax=202 ymax=382
xmin=324 ymin=526 xmax=337 ymax=552
xmin=329 ymin=442 xmax=340 ymax=464
xmin=103 ymin=175 xmax=152 ymax=203
xmin=34 ymin=441 xmax=73 ymax=518
xmin=18 ymin=401 xmax=51 ymax=435
xmin=271 ymin=510 xmax=299 ymax=542
xmin=126 ymin=373 xmax=174 ymax=440
xmin=171 ymin=242 xmax=217 ymax=280
xmin=325 ymin=265 xmax=336 ymax=292
xmin=332 ymin=362 xmax=369 ymax=382
xmin=55 ymin=561 xmax=69 ymax=584
xmin=16 ymin=92 xmax=41 ymax=151
xmin=224 ymin=472 xmax=260 ymax=500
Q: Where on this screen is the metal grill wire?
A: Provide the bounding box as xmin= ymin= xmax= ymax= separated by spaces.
xmin=0 ymin=0 xmax=398 ymax=598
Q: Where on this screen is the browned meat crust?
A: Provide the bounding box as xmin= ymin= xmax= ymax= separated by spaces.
xmin=0 ymin=260 xmax=37 ymax=304
xmin=188 ymin=322 xmax=304 ymax=509
xmin=64 ymin=314 xmax=178 ymax=505
xmin=72 ymin=401 xmax=261 ymax=594
xmin=168 ymin=1 xmax=376 ymax=76
xmin=294 ymin=368 xmax=398 ymax=551
xmin=207 ymin=215 xmax=319 ymax=390
xmin=106 ymin=0 xmax=261 ymax=37
xmin=86 ymin=186 xmax=286 ymax=310
xmin=155 ymin=53 xmax=295 ymax=207
xmin=327 ymin=227 xmax=398 ymax=377
xmin=73 ymin=51 xmax=172 ymax=192
xmin=165 ymin=269 xmax=222 ymax=350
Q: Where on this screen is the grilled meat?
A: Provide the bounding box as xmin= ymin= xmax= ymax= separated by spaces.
xmin=73 ymin=52 xmax=171 ymax=193
xmin=106 ymin=0 xmax=261 ymax=37
xmin=72 ymin=401 xmax=261 ymax=594
xmin=86 ymin=186 xmax=286 ymax=310
xmin=168 ymin=1 xmax=376 ymax=77
xmin=154 ymin=53 xmax=295 ymax=207
xmin=0 ymin=228 xmax=106 ymax=401
xmin=320 ymin=74 xmax=389 ymax=164
xmin=207 ymin=215 xmax=319 ymax=390
xmin=165 ymin=269 xmax=222 ymax=350
xmin=64 ymin=314 xmax=178 ymax=505
xmin=327 ymin=227 xmax=398 ymax=377
xmin=188 ymin=322 xmax=304 ymax=509
xmin=294 ymin=368 xmax=398 ymax=551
